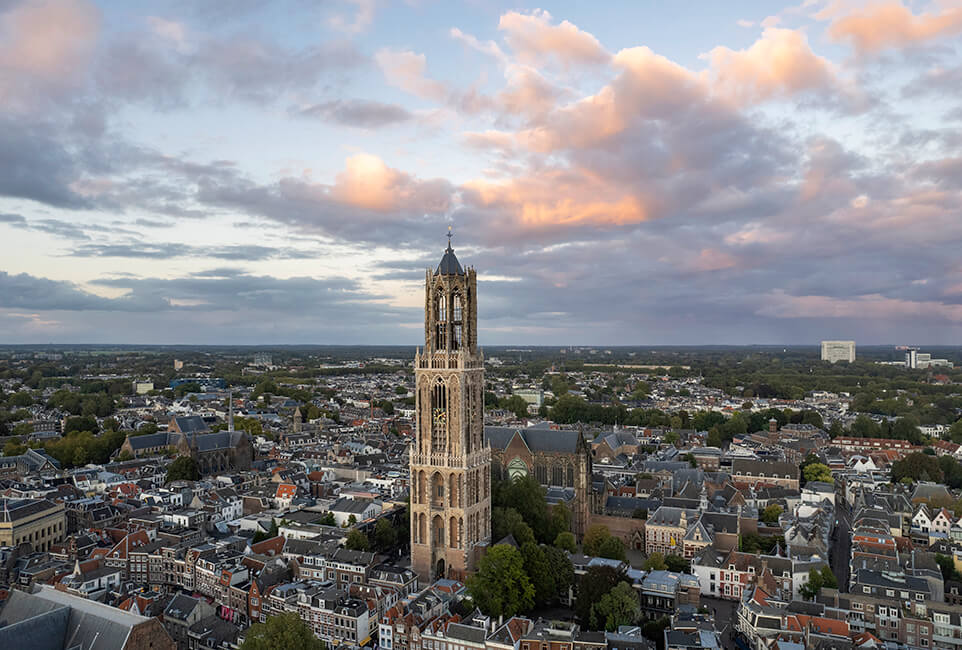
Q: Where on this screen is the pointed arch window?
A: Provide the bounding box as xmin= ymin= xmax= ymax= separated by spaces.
xmin=452 ymin=292 xmax=463 ymax=350
xmin=435 ymin=290 xmax=447 ymax=350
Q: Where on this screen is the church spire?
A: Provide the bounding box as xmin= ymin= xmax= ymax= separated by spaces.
xmin=436 ymin=226 xmax=464 ymax=276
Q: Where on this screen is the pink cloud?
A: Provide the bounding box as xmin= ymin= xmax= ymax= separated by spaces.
xmin=463 ymin=167 xmax=657 ymax=230
xmin=375 ymin=48 xmax=447 ymax=101
xmin=329 ymin=153 xmax=451 ymax=213
xmin=498 ymin=9 xmax=610 ymax=67
xmin=705 ymin=27 xmax=838 ymax=104
xmin=827 ymin=2 xmax=962 ymax=54
xmin=0 ymin=0 xmax=101 ymax=107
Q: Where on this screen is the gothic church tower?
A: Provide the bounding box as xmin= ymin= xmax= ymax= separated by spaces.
xmin=410 ymin=232 xmax=491 ymax=582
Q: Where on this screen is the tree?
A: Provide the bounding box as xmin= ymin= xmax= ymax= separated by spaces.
xmin=240 ymin=611 xmax=326 ymax=650
xmin=643 ymin=552 xmax=667 ymax=571
xmin=543 ymin=545 xmax=574 ymax=595
xmin=850 ymin=415 xmax=881 ymax=438
xmin=116 ymin=449 xmax=133 ymax=462
xmin=521 ymin=542 xmax=555 ymax=605
xmin=547 ymin=503 xmax=572 ymax=541
xmin=3 ymin=438 xmax=27 ymax=456
xmin=374 ymin=518 xmax=397 ymax=551
xmin=803 ymin=463 xmax=833 ymax=484
xmin=345 ymin=529 xmax=369 ymax=551
xmin=467 ymin=545 xmax=534 ymax=618
xmin=799 ymin=565 xmax=836 ymax=600
xmin=590 ymin=582 xmax=640 ymax=631
xmin=665 ymin=555 xmax=690 ymax=573
xmin=554 ymin=532 xmax=577 ymax=553
xmin=598 ymin=536 xmax=626 ymax=562
xmin=492 ymin=507 xmax=535 ymax=546
xmin=891 ymin=452 xmax=944 ymax=484
xmin=166 ymin=456 xmax=200 ymax=482
xmin=582 ymin=524 xmax=612 ymax=556
xmin=318 ymin=512 xmax=337 ymax=527
xmin=760 ymin=504 xmax=783 ymax=525
xmin=493 ymin=475 xmax=552 ymax=543
xmin=575 ymin=565 xmax=626 ymax=626
xmin=663 ymin=430 xmax=680 ymax=446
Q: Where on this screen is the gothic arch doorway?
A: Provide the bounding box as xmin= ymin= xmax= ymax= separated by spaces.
xmin=436 ymin=558 xmax=446 ymax=579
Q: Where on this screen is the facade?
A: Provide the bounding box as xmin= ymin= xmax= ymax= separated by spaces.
xmin=0 ymin=497 xmax=66 ymax=551
xmin=119 ymin=416 xmax=253 ymax=474
xmin=487 ymin=425 xmax=593 ymax=538
xmin=820 ymin=340 xmax=855 ymax=363
xmin=410 ymin=236 xmax=492 ymax=583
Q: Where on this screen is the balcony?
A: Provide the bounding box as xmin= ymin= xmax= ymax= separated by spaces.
xmin=415 ymin=350 xmax=483 ymax=370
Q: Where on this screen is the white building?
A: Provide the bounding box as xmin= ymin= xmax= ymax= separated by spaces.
xmin=821 ymin=340 xmax=855 ymax=363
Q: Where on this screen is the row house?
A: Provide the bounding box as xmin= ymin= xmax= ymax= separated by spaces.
xmin=730 ymin=459 xmax=800 ymax=490
xmin=817 ymin=588 xmax=959 ymax=646
xmin=912 ymin=504 xmax=958 ymax=540
xmin=737 ymin=585 xmax=848 ymax=650
xmin=692 ymin=546 xmax=820 ymax=601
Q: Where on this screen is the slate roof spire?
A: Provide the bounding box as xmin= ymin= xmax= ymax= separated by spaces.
xmin=435 ymin=225 xmax=464 ymax=276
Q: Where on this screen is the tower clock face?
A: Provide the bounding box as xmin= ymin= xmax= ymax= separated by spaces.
xmin=433 ymin=408 xmax=447 ymax=425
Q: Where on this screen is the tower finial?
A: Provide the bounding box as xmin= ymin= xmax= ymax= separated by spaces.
xmin=446 ymin=225 xmax=453 ymax=251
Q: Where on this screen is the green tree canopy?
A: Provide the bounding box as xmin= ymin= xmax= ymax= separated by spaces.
xmin=166 ymin=455 xmax=200 ymax=482
xmin=466 ymin=545 xmax=535 ymax=618
xmin=554 ymin=532 xmax=577 ymax=552
xmin=575 ymin=565 xmax=628 ymax=626
xmin=760 ymin=504 xmax=784 ymax=525
xmin=590 ymin=582 xmax=640 ymax=631
xmin=521 ymin=542 xmax=555 ymax=605
xmin=598 ymin=536 xmax=626 ymax=562
xmin=891 ymin=452 xmax=944 ymax=484
xmin=582 ymin=524 xmax=613 ymax=557
xmin=374 ymin=518 xmax=397 ymax=551
xmin=643 ymin=552 xmax=667 ymax=571
xmin=802 ymin=463 xmax=834 ymax=484
xmin=240 ymin=612 xmax=326 ymax=650
xmin=345 ymin=529 xmax=370 ymax=551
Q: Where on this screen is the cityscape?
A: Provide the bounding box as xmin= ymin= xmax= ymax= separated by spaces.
xmin=3 ymin=2 xmax=962 ymax=650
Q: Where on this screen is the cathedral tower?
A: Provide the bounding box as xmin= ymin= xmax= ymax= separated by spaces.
xmin=410 ymin=232 xmax=491 ymax=582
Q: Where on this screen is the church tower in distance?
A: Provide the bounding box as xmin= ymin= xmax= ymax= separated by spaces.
xmin=410 ymin=232 xmax=491 ymax=583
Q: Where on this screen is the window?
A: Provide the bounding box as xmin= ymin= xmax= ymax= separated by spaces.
xmin=886 ymin=589 xmax=895 ymax=597
xmin=863 ymin=587 xmax=871 ymax=594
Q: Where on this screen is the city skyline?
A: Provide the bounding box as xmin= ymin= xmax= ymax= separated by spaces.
xmin=2 ymin=0 xmax=962 ymax=345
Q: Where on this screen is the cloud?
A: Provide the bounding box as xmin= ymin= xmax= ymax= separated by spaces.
xmin=705 ymin=27 xmax=841 ymax=105
xmin=0 ymin=0 xmax=101 ymax=110
xmin=70 ymin=242 xmax=318 ymax=260
xmin=293 ymin=98 xmax=413 ymax=128
xmin=375 ymin=49 xmax=449 ymax=102
xmin=0 ymin=119 xmax=92 ymax=208
xmin=194 ymin=153 xmax=455 ymax=245
xmin=328 ymin=0 xmax=376 ymax=34
xmin=497 ymin=9 xmax=610 ymax=66
xmin=0 ymin=271 xmax=165 ymax=311
xmin=827 ymin=2 xmax=962 ymax=55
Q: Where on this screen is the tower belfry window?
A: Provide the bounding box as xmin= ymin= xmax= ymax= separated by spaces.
xmin=435 ymin=291 xmax=446 ymax=350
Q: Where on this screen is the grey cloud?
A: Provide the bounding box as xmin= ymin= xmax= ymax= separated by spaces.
xmin=0 ymin=121 xmax=91 ymax=209
xmin=0 ymin=272 xmax=167 ymax=312
xmin=71 ymin=242 xmax=318 ymax=261
xmin=294 ymin=99 xmax=413 ymax=128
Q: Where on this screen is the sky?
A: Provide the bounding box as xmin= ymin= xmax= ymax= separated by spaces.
xmin=1 ymin=0 xmax=962 ymax=346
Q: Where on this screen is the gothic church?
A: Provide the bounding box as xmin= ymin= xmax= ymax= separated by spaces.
xmin=409 ymin=235 xmax=491 ymax=582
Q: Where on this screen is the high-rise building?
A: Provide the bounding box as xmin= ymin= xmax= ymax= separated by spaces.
xmin=821 ymin=340 xmax=855 ymax=363
xmin=410 ymin=234 xmax=491 ymax=583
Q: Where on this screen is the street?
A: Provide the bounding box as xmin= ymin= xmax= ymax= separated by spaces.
xmin=830 ymin=492 xmax=852 ymax=592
